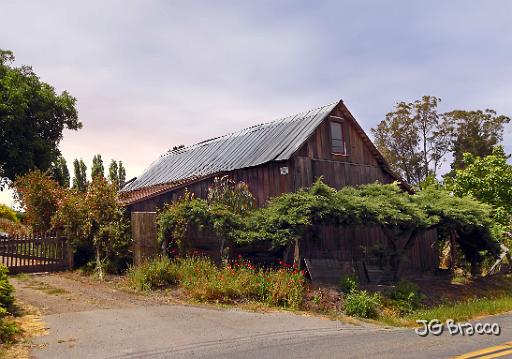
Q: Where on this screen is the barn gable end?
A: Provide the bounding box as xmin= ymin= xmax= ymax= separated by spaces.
xmin=126 ymin=100 xmax=438 ymax=278
xmin=290 ymin=101 xmax=397 ymax=191
xmin=122 ymin=99 xmax=405 ymax=211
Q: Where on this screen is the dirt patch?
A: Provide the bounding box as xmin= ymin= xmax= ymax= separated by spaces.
xmin=10 ymin=272 xmax=169 ymax=315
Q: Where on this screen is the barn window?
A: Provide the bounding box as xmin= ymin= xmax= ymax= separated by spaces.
xmin=330 ymin=121 xmax=346 ymax=154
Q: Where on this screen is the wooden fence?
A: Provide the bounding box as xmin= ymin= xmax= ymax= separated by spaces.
xmin=0 ymin=233 xmax=73 ymax=274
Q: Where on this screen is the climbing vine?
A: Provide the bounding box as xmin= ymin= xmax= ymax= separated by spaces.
xmin=157 ymin=176 xmax=254 ymax=258
xmin=157 ymin=177 xmax=501 ymax=274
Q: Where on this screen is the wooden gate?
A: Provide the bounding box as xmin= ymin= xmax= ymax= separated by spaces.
xmin=0 ymin=233 xmax=73 ymax=274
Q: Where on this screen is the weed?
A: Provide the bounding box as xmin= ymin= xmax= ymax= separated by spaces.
xmin=344 ymin=290 xmax=381 ymax=319
xmin=126 ymin=257 xmax=178 ymax=291
xmin=386 ymin=280 xmax=425 ymax=315
xmin=340 ymin=275 xmax=359 ymax=294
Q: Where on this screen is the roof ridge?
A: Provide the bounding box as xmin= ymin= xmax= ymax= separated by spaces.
xmin=163 ymin=100 xmax=340 ymax=158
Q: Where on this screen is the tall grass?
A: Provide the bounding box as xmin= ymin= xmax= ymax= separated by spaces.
xmin=127 ymin=257 xmax=178 ymax=291
xmin=412 ymin=296 xmax=512 ymax=323
xmin=380 ymin=296 xmax=512 ymax=327
xmin=127 ymin=257 xmax=305 ymax=309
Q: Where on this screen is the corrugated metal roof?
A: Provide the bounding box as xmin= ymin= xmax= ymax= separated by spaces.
xmin=121 ymin=101 xmax=339 ymax=193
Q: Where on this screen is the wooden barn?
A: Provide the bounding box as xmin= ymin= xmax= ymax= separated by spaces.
xmin=121 ymin=100 xmax=438 ymax=282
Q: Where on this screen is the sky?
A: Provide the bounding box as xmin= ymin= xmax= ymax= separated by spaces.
xmin=1 ymin=0 xmax=511 ymax=207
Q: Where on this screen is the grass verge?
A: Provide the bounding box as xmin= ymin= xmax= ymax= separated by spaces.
xmin=380 ymin=295 xmax=512 ymax=327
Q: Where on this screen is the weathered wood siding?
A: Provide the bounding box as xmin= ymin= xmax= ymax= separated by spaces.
xmin=131 ymin=212 xmax=159 ymax=265
xmin=129 ymin=161 xmax=291 ymax=212
xmin=176 ymin=225 xmax=439 ymax=276
xmin=295 ymin=104 xmax=380 ymax=164
xmin=291 ymin=156 xmax=393 ymax=190
xmin=298 ymin=226 xmax=439 ymax=275
xmin=291 ymin=102 xmax=394 ymax=190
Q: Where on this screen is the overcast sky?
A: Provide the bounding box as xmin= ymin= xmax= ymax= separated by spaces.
xmin=1 ymin=1 xmax=511 ymax=206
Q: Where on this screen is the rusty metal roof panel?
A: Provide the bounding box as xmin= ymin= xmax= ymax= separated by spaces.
xmin=121 ymin=101 xmax=339 ymax=192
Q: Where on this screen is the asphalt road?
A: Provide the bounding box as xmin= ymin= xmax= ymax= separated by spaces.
xmin=32 ymin=305 xmax=512 ymax=358
xmin=12 ymin=274 xmax=512 ymax=359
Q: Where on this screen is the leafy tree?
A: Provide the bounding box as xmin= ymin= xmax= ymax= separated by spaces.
xmin=52 ymin=178 xmax=131 ymax=277
xmin=86 ymin=177 xmax=129 ymax=278
xmin=240 ymin=180 xmax=338 ymax=250
xmin=0 ymin=49 xmax=81 ymax=189
xmin=413 ymin=97 xmax=452 ymax=178
xmin=444 ymin=110 xmax=510 ymax=170
xmin=51 ymin=188 xmax=89 ymax=263
xmin=445 ymin=146 xmax=512 ymax=228
xmin=108 ymin=160 xmax=118 ymax=186
xmin=108 ymin=160 xmax=127 ymax=188
xmin=0 ymin=218 xmax=30 ymax=236
xmin=13 ymin=170 xmax=63 ymax=232
xmin=72 ymin=159 xmax=87 ymax=192
xmin=91 ymin=154 xmax=104 ymax=179
xmin=152 ymin=175 xmax=503 ymax=277
xmin=118 ymin=161 xmax=126 ymax=186
xmin=50 ymin=156 xmax=70 ymax=188
xmin=413 ymin=185 xmax=500 ymax=275
xmin=372 ymin=96 xmax=451 ymax=184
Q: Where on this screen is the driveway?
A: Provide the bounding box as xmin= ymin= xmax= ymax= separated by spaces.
xmin=11 ymin=274 xmax=512 ymax=358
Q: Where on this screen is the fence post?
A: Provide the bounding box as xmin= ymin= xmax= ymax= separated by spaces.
xmin=63 ymin=234 xmax=74 ymax=270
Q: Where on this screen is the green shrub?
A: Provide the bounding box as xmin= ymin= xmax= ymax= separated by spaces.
xmin=0 ymin=317 xmax=19 ymax=344
xmin=127 ymin=257 xmax=178 ymax=291
xmin=344 ymin=290 xmax=381 ymax=318
xmin=0 ymin=266 xmax=14 ymax=313
xmin=0 ymin=265 xmax=18 ymax=344
xmin=386 ymin=280 xmax=425 ymax=314
xmin=340 ymin=275 xmax=359 ymax=294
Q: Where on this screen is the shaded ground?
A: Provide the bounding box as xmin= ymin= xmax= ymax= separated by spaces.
xmin=413 ymin=273 xmax=512 ymax=306
xmin=362 ymin=273 xmax=512 ymax=307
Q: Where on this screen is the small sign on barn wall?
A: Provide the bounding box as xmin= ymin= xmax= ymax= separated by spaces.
xmin=280 ymin=166 xmax=289 ymax=175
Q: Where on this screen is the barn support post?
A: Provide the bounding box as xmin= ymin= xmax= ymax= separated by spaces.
xmin=394 ymin=230 xmax=419 ymax=280
xmin=381 ymin=226 xmax=419 ymax=281
xmin=293 ymin=237 xmax=301 ymax=269
xmin=449 ymin=229 xmax=459 ymax=271
xmin=282 ymin=242 xmax=293 ymax=263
